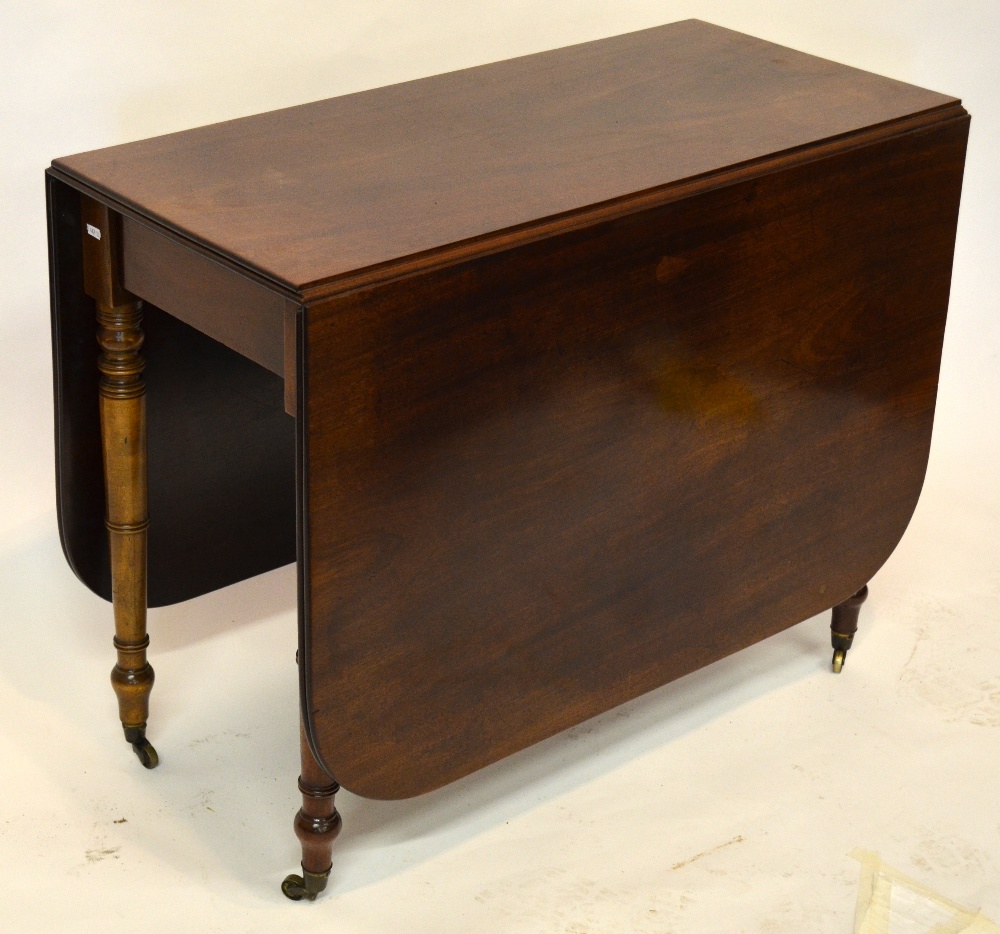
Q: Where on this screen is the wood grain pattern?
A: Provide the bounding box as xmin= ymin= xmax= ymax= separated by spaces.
xmin=50 ymin=20 xmax=957 ymax=293
xmin=300 ymin=114 xmax=968 ymax=799
xmin=47 ymin=19 xmax=969 ymax=808
xmin=45 ymin=19 xmax=971 ymax=898
xmin=121 ymin=217 xmax=291 ymax=376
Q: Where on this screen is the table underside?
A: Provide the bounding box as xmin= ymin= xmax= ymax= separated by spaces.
xmin=48 ymin=174 xmax=297 ymax=606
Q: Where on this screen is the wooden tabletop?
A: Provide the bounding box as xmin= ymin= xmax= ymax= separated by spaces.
xmin=52 ymin=19 xmax=957 ymax=295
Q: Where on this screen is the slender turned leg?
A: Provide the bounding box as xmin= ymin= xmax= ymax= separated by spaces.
xmin=831 ymin=585 xmax=869 ymax=673
xmin=282 ymin=719 xmax=342 ymax=901
xmin=99 ymin=300 xmax=156 ymax=766
xmin=83 ymin=197 xmax=157 ymax=768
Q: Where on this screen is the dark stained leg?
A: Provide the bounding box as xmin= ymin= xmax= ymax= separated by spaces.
xmin=282 ymin=719 xmax=343 ymax=901
xmin=830 ymin=585 xmax=869 ymax=673
xmin=83 ymin=196 xmax=157 ymax=768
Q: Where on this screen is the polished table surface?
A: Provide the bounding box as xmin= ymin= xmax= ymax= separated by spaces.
xmin=52 ymin=20 xmax=956 ymax=294
xmin=47 ymin=19 xmax=969 ymax=896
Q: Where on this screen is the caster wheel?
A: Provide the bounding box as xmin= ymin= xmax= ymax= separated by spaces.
xmin=832 ymin=648 xmax=846 ymax=674
xmin=282 ymin=874 xmax=314 ymax=901
xmin=131 ymin=737 xmax=159 ymax=769
xmin=123 ymin=726 xmax=159 ymax=769
xmin=281 ymin=867 xmax=330 ymax=901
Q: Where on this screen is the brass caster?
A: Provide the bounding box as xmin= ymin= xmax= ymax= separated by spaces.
xmin=123 ymin=725 xmax=159 ymax=769
xmin=832 ymin=648 xmax=846 ymax=674
xmin=132 ymin=738 xmax=159 ymax=769
xmin=282 ymin=866 xmax=331 ymax=901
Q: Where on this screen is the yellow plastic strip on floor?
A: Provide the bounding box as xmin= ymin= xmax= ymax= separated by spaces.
xmin=852 ymin=850 xmax=1000 ymax=934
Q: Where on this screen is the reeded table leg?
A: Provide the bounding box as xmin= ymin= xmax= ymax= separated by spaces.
xmin=282 ymin=719 xmax=342 ymax=901
xmin=83 ymin=197 xmax=157 ymax=768
xmin=831 ymin=585 xmax=869 ymax=673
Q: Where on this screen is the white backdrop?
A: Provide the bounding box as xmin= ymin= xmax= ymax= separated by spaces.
xmin=1 ymin=3 xmax=998 ymax=932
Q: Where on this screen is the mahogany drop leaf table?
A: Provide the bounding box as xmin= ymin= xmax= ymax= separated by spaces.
xmin=46 ymin=20 xmax=969 ymax=899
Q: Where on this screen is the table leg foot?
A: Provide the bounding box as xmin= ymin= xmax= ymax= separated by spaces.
xmin=830 ymin=584 xmax=868 ymax=673
xmin=283 ymin=721 xmax=341 ymax=902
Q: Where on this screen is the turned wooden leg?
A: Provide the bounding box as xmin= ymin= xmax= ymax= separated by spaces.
xmin=83 ymin=197 xmax=157 ymax=768
xmin=282 ymin=719 xmax=342 ymax=901
xmin=831 ymin=584 xmax=868 ymax=673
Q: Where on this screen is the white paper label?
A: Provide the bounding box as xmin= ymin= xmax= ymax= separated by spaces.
xmin=86 ymin=223 xmax=101 ymax=240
